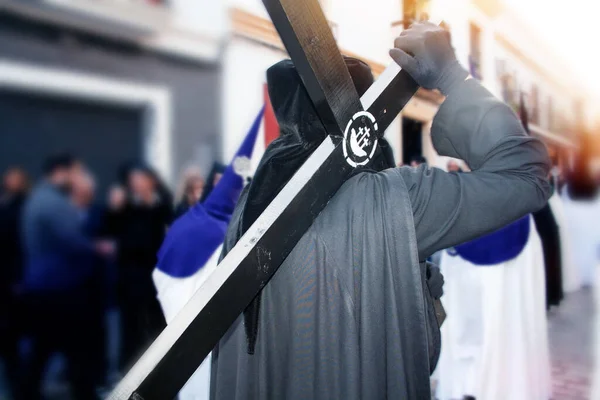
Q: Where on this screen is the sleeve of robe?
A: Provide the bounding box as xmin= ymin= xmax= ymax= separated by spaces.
xmin=395 ymin=78 xmax=551 ymax=261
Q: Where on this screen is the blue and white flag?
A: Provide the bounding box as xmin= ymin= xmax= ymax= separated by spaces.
xmin=152 ymin=108 xmax=263 ymax=400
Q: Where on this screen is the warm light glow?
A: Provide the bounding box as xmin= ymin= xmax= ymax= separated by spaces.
xmin=502 ymin=0 xmax=600 ymax=100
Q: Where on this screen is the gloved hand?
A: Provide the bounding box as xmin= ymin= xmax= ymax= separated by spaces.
xmin=390 ymin=22 xmax=469 ymax=96
xmin=426 ymin=261 xmax=444 ymax=300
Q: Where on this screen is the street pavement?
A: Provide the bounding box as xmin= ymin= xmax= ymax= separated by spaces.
xmin=548 ymin=288 xmax=596 ymax=400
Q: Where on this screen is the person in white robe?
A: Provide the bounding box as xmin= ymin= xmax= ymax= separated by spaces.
xmin=561 ymin=189 xmax=600 ymax=287
xmin=436 ymin=215 xmax=551 ymax=400
xmin=151 ymin=109 xmax=262 ymax=400
xmin=592 ymin=263 xmax=600 ymax=400
xmin=547 ymin=192 xmax=579 ymax=294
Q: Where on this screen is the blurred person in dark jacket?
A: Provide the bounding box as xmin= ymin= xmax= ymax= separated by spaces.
xmin=118 ymin=161 xmax=174 ymax=214
xmin=198 ymin=162 xmax=226 ymax=203
xmin=19 ymin=154 xmax=112 ymax=400
xmin=107 ymin=166 xmax=172 ymax=371
xmin=70 ymin=170 xmax=112 ymax=390
xmin=410 ymin=155 xmax=428 ymax=167
xmin=0 ymin=167 xmax=29 ymax=399
xmin=174 ymin=166 xmax=205 ymax=219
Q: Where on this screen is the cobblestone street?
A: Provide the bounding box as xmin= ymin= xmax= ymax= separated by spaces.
xmin=548 ymin=288 xmax=596 ymax=400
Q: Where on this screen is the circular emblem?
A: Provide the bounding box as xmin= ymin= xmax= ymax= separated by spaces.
xmin=233 ymin=156 xmax=252 ymax=180
xmin=342 ymin=111 xmax=379 ymax=167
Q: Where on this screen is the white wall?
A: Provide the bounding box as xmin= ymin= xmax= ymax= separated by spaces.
xmin=334 ymin=0 xmax=397 ymax=64
xmin=222 ymin=38 xmax=286 ymax=165
xmin=493 ymin=42 xmax=576 ymax=132
xmin=170 ymin=0 xmax=229 ymax=38
xmin=226 ymin=0 xmax=271 ymax=20
xmin=426 ymin=0 xmax=471 ymax=69
xmin=433 ymin=0 xmax=580 ymax=136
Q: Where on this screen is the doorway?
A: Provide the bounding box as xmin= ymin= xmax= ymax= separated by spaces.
xmin=0 ymin=90 xmax=144 ymax=195
xmin=402 ymin=117 xmax=423 ymax=165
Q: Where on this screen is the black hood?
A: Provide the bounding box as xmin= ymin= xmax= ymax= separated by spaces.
xmin=267 ymin=57 xmax=374 ymax=142
xmin=241 ymin=56 xmax=394 ymax=232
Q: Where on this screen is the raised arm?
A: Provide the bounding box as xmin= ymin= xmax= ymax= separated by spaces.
xmin=390 ymin=22 xmax=551 ymax=261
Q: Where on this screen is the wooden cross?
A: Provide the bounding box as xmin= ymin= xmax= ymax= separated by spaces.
xmin=109 ymin=1 xmax=419 ymax=399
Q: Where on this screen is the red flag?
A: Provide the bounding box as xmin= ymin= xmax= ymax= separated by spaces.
xmin=263 ymin=83 xmax=280 ymax=146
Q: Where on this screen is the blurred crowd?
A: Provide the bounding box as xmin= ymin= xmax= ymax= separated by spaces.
xmin=0 ymin=154 xmax=224 ymax=400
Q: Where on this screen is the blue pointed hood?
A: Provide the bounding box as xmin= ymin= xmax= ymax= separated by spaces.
xmin=448 ymin=215 xmax=531 ymax=266
xmin=156 ymin=108 xmax=263 ymax=278
xmin=202 ymin=108 xmax=264 ymax=221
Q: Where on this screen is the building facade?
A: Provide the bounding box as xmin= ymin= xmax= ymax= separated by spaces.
xmin=0 ymin=0 xmax=226 ymax=191
xmin=1 ymin=0 xmax=584 ymax=188
xmin=223 ymin=0 xmax=583 ymax=170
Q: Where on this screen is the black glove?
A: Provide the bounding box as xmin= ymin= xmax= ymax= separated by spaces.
xmin=389 ymin=22 xmax=468 ymax=96
xmin=426 ymin=261 xmax=444 ymax=300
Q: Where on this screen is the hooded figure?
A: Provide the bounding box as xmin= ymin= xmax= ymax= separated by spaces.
xmin=561 ymin=188 xmax=600 ymax=288
xmin=436 ymin=216 xmax=551 ymax=400
xmin=239 ymin=58 xmax=398 ymax=356
xmin=210 ymin=24 xmax=550 ymax=399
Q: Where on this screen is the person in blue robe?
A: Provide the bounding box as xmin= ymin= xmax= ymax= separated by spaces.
xmin=152 ymin=108 xmax=262 ymax=400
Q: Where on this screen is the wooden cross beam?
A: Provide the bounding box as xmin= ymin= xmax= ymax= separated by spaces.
xmin=109 ymin=1 xmax=418 ymax=399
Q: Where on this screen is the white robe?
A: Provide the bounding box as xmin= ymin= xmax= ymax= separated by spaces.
xmin=436 ymin=218 xmax=551 ymax=400
xmin=592 ymin=265 xmax=600 ymax=400
xmin=548 ymin=193 xmax=579 ymax=294
xmin=152 ymin=245 xmax=222 ymax=400
xmin=561 ymin=192 xmax=600 ymax=287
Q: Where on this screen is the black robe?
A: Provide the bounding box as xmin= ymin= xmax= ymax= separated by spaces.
xmin=533 ymin=203 xmax=564 ymax=307
xmin=210 ymin=74 xmax=551 ymax=398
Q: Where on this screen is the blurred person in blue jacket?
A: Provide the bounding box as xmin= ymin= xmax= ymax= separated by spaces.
xmin=0 ymin=167 xmax=29 ymax=399
xmin=70 ymin=170 xmax=114 ymax=391
xmin=19 ymin=154 xmax=113 ymax=400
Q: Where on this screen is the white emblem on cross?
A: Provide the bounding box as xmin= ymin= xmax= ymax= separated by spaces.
xmin=356 ymin=126 xmax=371 ymax=149
xmin=343 ymin=111 xmax=379 ymax=167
